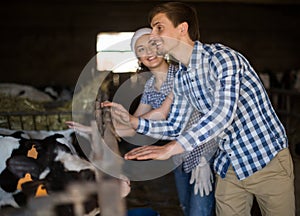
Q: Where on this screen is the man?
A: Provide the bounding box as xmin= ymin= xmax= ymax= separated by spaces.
xmin=106 ymin=2 xmax=295 ymax=215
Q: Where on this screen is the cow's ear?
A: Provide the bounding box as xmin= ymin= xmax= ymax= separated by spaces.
xmin=44 ymin=134 xmax=64 ymax=142
xmin=10 ymin=131 xmax=26 ymax=139
xmin=7 ymin=155 xmax=41 ymax=179
xmin=19 ymin=139 xmax=33 ymax=150
xmin=21 ymin=140 xmax=43 ymax=154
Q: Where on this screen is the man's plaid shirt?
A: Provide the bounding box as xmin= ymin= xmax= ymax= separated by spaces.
xmin=137 ymin=41 xmax=288 ymax=180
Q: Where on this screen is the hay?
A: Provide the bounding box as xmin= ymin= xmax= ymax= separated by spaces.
xmin=0 ymin=73 xmax=111 ymax=131
xmin=0 ymin=93 xmax=72 ymax=131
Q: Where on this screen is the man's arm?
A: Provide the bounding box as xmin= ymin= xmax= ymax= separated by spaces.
xmin=140 ymin=93 xmax=173 ymax=120
xmin=114 ymin=103 xmax=152 ymax=137
xmin=128 ymin=93 xmax=173 ymax=129
xmin=114 ymin=96 xmax=172 ymax=137
xmin=104 ymin=89 xmax=193 ymax=142
xmin=134 ymin=78 xmax=194 ymax=144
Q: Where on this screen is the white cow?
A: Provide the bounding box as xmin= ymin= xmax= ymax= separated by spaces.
xmin=0 ymin=83 xmax=53 ymax=102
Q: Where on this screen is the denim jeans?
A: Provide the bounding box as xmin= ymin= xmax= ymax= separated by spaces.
xmin=173 ymin=160 xmax=215 ymax=216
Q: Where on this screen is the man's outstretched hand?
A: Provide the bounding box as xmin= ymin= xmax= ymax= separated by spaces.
xmin=124 ymin=141 xmax=185 ymax=160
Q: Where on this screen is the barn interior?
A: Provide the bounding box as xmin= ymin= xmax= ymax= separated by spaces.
xmin=0 ymin=0 xmax=300 ymax=215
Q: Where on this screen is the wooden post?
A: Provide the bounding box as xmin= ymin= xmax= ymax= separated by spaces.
xmin=91 ymin=85 xmax=126 ymax=216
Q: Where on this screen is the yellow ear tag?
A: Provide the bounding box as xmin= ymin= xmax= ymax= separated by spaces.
xmin=27 ymin=145 xmax=38 ymax=159
xmin=35 ymin=184 xmax=48 ymax=197
xmin=17 ymin=173 xmax=33 ymax=190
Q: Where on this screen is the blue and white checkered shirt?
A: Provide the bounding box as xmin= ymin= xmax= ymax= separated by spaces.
xmin=137 ymin=41 xmax=288 ymax=180
xmin=140 ymin=64 xmax=218 ymax=173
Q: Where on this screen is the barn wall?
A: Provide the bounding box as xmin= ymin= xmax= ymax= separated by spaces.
xmin=0 ymin=0 xmax=299 ymax=87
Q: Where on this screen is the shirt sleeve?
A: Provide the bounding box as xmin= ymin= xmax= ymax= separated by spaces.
xmin=176 ymin=49 xmax=243 ymax=150
xmin=136 ymin=76 xmax=194 ymax=147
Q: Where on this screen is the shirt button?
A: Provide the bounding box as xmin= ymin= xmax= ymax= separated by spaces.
xmin=197 ymin=97 xmax=200 ymax=100
xmin=191 ymin=79 xmax=194 ymax=82
xmin=228 ymin=153 xmax=232 ymax=157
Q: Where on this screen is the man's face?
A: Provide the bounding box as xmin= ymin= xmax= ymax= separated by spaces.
xmin=150 ymin=13 xmax=181 ymax=56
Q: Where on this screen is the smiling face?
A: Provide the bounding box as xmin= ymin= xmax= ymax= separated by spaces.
xmin=135 ymin=34 xmax=166 ymax=70
xmin=150 ymin=13 xmax=182 ymax=56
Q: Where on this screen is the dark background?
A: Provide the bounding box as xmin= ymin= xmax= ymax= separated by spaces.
xmin=1 ymin=0 xmax=300 ymax=87
xmin=0 ymin=1 xmax=299 ymax=215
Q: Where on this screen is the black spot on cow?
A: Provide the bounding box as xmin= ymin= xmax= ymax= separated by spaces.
xmin=13 ymin=191 xmax=28 ymax=207
xmin=7 ymin=155 xmax=42 ymax=180
xmin=44 ymin=161 xmax=95 ymax=192
xmin=0 ymin=168 xmax=19 ymax=192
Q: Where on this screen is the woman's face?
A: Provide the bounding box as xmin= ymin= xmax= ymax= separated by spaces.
xmin=135 ymin=34 xmax=165 ymax=70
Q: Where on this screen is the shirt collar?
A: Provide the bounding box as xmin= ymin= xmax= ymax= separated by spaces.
xmin=148 ymin=64 xmax=175 ymax=92
xmin=179 ymin=41 xmax=203 ymax=71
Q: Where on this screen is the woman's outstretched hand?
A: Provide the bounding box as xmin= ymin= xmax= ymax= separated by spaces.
xmin=65 ymin=121 xmax=92 ymax=134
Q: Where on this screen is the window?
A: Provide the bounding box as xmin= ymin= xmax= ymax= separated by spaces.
xmin=96 ymin=32 xmax=138 ymax=73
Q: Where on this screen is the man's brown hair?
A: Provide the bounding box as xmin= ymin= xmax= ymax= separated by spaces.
xmin=148 ymin=2 xmax=200 ymax=41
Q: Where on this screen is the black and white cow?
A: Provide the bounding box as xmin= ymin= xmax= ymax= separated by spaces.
xmin=0 ymin=128 xmax=130 ymax=215
xmin=0 ymin=135 xmax=27 ymax=208
xmin=0 ymin=132 xmax=74 ymax=208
